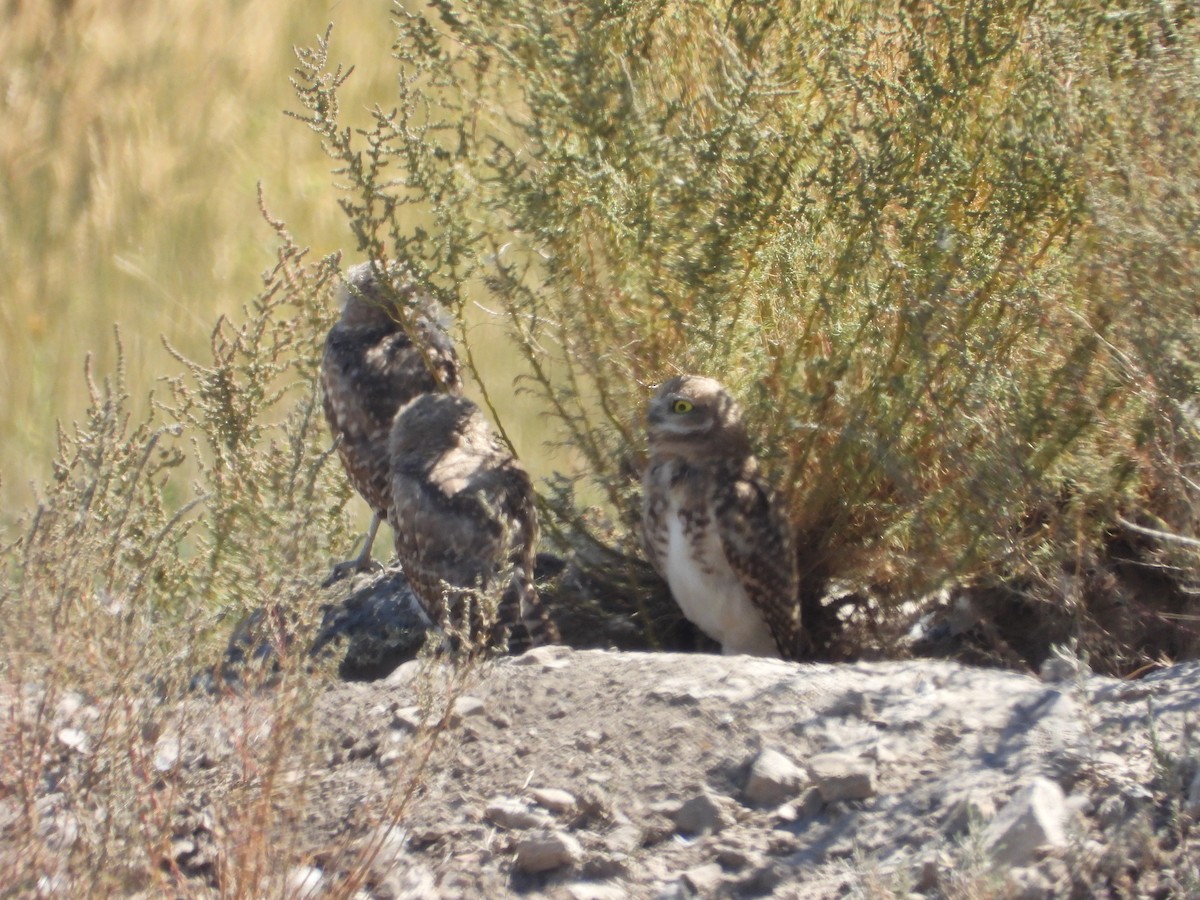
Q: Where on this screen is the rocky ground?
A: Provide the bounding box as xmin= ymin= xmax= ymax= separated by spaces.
xmin=117 ymin=644 xmax=1200 ymax=898
xmin=8 ymin=562 xmax=1200 ymax=898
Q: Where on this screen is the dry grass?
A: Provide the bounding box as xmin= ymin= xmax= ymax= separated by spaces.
xmin=0 ymin=0 xmax=549 ymax=516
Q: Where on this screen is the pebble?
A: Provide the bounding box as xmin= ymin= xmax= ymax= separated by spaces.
xmin=671 ymin=792 xmax=731 ymax=836
xmin=393 ymin=706 xmax=425 ymax=732
xmin=806 ymin=752 xmax=877 ymax=802
xmin=530 ymin=787 xmax=578 ymax=814
xmin=567 ymin=883 xmax=628 ymax=900
xmin=486 ymin=796 xmax=554 ymax=830
xmin=153 ymin=735 xmax=181 ymax=773
xmin=510 ymin=645 xmax=573 ymax=668
xmin=451 ymin=696 xmax=487 ymax=723
xmin=513 ymin=829 xmax=583 ymax=873
xmin=605 ymin=822 xmax=644 ymax=854
xmin=680 ymin=862 xmax=724 ymax=893
xmin=744 ymin=748 xmax=808 ymax=807
xmin=57 ymin=727 xmax=89 ymax=754
xmin=983 ymin=777 xmax=1069 ymax=866
xmin=284 ymin=865 xmax=323 ymax=897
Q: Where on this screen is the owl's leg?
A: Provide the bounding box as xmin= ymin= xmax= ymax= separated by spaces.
xmin=322 ymin=513 xmax=385 ymax=586
xmin=495 ymin=575 xmax=559 ymax=653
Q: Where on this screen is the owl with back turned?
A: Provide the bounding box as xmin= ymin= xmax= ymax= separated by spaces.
xmin=321 ymin=261 xmax=463 ymax=581
xmin=388 ymin=391 xmax=559 ymax=653
xmin=641 ymin=375 xmax=801 ymax=659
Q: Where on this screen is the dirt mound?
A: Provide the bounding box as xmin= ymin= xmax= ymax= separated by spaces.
xmin=107 ymin=649 xmax=1200 ymax=897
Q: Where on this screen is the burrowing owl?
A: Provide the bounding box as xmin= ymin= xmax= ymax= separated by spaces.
xmin=321 ymin=261 xmax=462 ymax=580
xmin=388 ymin=392 xmax=558 ymax=652
xmin=641 ymin=375 xmax=801 ymax=658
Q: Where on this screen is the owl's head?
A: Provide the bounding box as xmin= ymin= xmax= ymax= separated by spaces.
xmin=337 ymin=261 xmax=448 ymax=332
xmin=645 ymin=375 xmax=750 ymax=460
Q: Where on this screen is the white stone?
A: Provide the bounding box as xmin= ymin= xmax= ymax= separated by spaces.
xmin=510 ymin=645 xmax=573 ymax=668
xmin=393 ymin=706 xmax=425 ymax=732
xmin=153 ymin=735 xmax=181 ymax=773
xmin=513 ymin=829 xmax=583 ymax=873
xmin=672 ymin=792 xmax=731 ymax=836
xmin=56 ymin=727 xmax=89 ymax=754
xmin=530 ymin=787 xmax=577 ymax=814
xmin=384 ymin=659 xmax=423 ymax=684
xmin=450 ymin=695 xmax=486 ymax=722
xmin=567 ymin=883 xmax=628 ymax=900
xmin=744 ymin=748 xmax=808 ymax=807
xmin=681 ymin=862 xmax=724 ymax=893
xmin=983 ymin=777 xmax=1069 ymax=866
xmin=485 ymin=796 xmax=554 ymax=830
xmin=284 ymin=865 xmax=323 ymax=897
xmin=806 ymin=753 xmax=876 ymax=802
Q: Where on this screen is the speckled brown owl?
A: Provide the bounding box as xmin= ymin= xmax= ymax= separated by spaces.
xmin=388 ymin=392 xmax=558 ymax=653
xmin=321 ymin=261 xmax=463 ymax=581
xmin=641 ymin=375 xmax=801 ymax=659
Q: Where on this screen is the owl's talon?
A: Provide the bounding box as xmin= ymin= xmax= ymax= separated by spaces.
xmin=322 ymin=556 xmax=384 ymax=588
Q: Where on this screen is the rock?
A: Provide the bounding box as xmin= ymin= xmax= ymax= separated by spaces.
xmin=567 ymin=883 xmax=628 ymax=900
xmin=55 ymin=692 xmax=86 ymax=721
xmin=806 ymin=753 xmax=876 ymax=802
xmin=284 ymin=865 xmax=323 ymax=896
xmin=393 ymin=706 xmax=425 ymax=732
xmin=39 ymin=810 xmax=79 ymax=851
xmin=530 ymin=787 xmax=577 ymax=814
xmin=36 ymin=873 xmax=68 ymax=897
xmin=168 ymin=837 xmax=196 ymax=863
xmin=485 ymin=796 xmax=554 ymax=830
xmin=153 ymin=735 xmax=181 ymax=773
xmin=513 ymin=829 xmax=583 ymax=873
xmin=393 ymin=695 xmax=484 ymax=730
xmin=680 ymin=862 xmax=724 ymax=893
xmin=376 ymin=861 xmax=437 ymax=900
xmin=744 ymin=748 xmax=808 ymax=807
xmin=451 ymin=696 xmax=486 ymax=723
xmin=385 ymin=659 xmax=423 ymax=685
xmin=510 ymin=645 xmax=573 ymax=669
xmin=672 ymin=792 xmax=732 ymax=836
xmin=605 ymin=822 xmax=644 ymax=854
xmin=712 ymin=836 xmax=762 ymax=871
xmin=983 ymin=778 xmax=1069 ymax=866
xmin=57 ymin=727 xmax=89 ymax=754
xmin=310 ymin=566 xmax=430 ymax=680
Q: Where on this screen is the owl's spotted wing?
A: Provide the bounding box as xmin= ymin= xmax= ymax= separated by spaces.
xmin=322 ymin=329 xmax=401 ymax=518
xmin=639 ymin=458 xmax=676 ymax=581
xmin=713 ymin=464 xmax=801 ymax=659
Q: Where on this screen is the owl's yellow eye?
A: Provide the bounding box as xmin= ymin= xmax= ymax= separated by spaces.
xmin=672 ymin=399 xmax=694 ymax=414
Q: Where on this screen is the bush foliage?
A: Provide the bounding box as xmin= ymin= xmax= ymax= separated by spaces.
xmin=289 ymin=0 xmax=1199 ymax=669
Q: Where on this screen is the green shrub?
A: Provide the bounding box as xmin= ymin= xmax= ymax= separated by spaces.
xmin=292 ymin=0 xmax=1199 ymax=669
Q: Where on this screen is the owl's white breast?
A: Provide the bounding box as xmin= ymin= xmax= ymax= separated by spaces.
xmin=662 ymin=493 xmax=780 ymax=658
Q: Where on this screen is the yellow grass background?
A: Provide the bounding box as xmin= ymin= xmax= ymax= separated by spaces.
xmin=1 ymin=0 xmax=545 ymax=520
